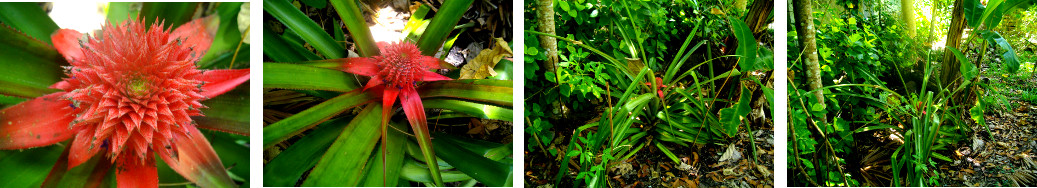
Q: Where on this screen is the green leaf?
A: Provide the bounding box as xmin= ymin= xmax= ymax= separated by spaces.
xmin=433 ymin=133 xmax=512 ymax=187
xmin=729 ymin=16 xmax=757 ymax=71
xmin=718 ymin=86 xmax=752 ymax=138
xmin=985 ymin=0 xmax=1035 ymax=29
xmin=0 ymin=24 xmax=64 ymax=98
xmin=201 ymin=44 xmax=251 ymax=69
xmin=263 ymin=62 xmax=360 ymax=92
xmin=302 ymin=105 xmax=382 ymax=186
xmin=358 ymin=123 xmax=407 ymax=186
xmin=416 ymin=0 xmax=475 ymax=55
xmin=199 ymin=2 xmax=245 ymax=67
xmin=0 ymin=3 xmax=59 ymax=45
xmin=491 ymin=58 xmax=514 ymax=80
xmin=140 ymin=2 xmax=198 ymax=29
xmin=623 ymin=93 xmax=654 ymax=112
xmin=196 ymin=85 xmax=249 ymax=135
xmin=263 ymin=91 xmax=375 ymax=149
xmin=203 ymin=130 xmax=251 ymax=185
xmin=978 ymin=0 xmax=1005 ymax=27
xmin=264 ymin=117 xmax=351 ymax=186
xmin=970 ymin=101 xmax=992 ymax=139
xmin=300 ymin=0 xmax=327 ymax=9
xmin=265 ymin=0 xmax=345 ymax=59
xmin=106 ymin=2 xmax=138 ymax=26
xmin=980 ymin=30 xmax=1021 ymax=73
xmin=947 ymin=47 xmax=978 ymax=80
xmin=0 ymin=94 xmax=27 ymax=105
xmin=417 ymin=80 xmax=513 ymax=108
xmin=0 ymin=145 xmax=63 ymax=187
xmin=263 ymin=25 xmax=320 ymax=62
xmin=400 ymin=159 xmax=472 ymax=183
xmin=403 ymin=4 xmax=431 ymax=42
xmin=964 ymin=0 xmax=985 ymax=28
xmin=423 ymin=99 xmax=512 ymax=120
xmin=329 ymin=0 xmax=378 ymax=57
xmin=50 ymin=149 xmax=106 ymax=188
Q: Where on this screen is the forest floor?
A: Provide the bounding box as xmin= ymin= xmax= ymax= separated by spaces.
xmin=939 ymin=64 xmax=1037 ymax=186
xmin=606 ymin=127 xmax=775 ymax=188
xmin=525 ymin=108 xmax=774 ymax=188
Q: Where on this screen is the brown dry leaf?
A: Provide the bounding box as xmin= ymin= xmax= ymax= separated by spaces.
xmin=467 ymin=118 xmax=485 ymax=134
xmin=459 ymin=38 xmax=512 ymax=79
xmin=756 ymin=164 xmax=771 ymax=177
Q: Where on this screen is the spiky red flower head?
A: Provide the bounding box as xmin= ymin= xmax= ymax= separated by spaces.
xmin=340 ymin=41 xmax=453 ymax=187
xmin=369 ymin=42 xmax=442 ymax=89
xmin=60 ymin=19 xmax=207 ymax=166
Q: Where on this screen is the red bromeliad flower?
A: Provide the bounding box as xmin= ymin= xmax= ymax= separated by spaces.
xmin=340 ymin=41 xmax=451 ymax=184
xmin=0 ymin=17 xmax=249 ymax=187
xmin=342 ymin=42 xmax=451 ymax=124
xmin=645 ymin=77 xmax=667 ymax=98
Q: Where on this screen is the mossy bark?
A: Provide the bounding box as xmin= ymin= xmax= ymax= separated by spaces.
xmin=536 ymin=0 xmax=558 ymax=74
xmin=793 ymin=0 xmax=827 ymax=124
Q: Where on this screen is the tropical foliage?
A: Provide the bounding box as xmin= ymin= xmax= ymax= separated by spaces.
xmin=789 ymin=0 xmax=1037 ymax=186
xmin=262 ymin=0 xmax=513 ymax=186
xmin=525 ymin=0 xmax=774 ymax=187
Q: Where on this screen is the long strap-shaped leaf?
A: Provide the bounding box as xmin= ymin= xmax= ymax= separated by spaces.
xmin=416 ymin=0 xmax=475 ymax=55
xmin=263 ymin=25 xmax=320 ymax=62
xmin=265 ymin=0 xmax=345 ymax=59
xmin=264 ymin=63 xmax=359 ymax=92
xmin=329 ymin=0 xmax=379 ymax=57
xmin=197 ymin=86 xmax=250 ymax=135
xmin=417 ymin=80 xmax=513 ymax=107
xmin=0 ymin=3 xmax=59 ymax=44
xmin=423 ymin=99 xmax=512 ymax=120
xmin=264 ymin=118 xmax=351 ymax=186
xmin=302 ymin=104 xmax=382 ymax=186
xmin=0 ymin=24 xmax=64 ymax=98
xmin=140 ymin=2 xmax=199 ymax=29
xmin=358 ymin=122 xmax=407 ymax=186
xmin=433 ymin=133 xmax=512 ymax=187
xmin=263 ymin=90 xmax=374 ymax=149
xmin=0 ymin=146 xmax=63 ymax=187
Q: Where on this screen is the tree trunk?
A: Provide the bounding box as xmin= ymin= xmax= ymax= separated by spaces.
xmin=793 ymin=0 xmax=827 ymax=124
xmin=940 ymin=0 xmax=966 ymax=89
xmin=901 ymin=0 xmax=916 ymax=37
xmin=745 ymin=0 xmax=774 ymax=39
xmin=536 ymin=0 xmax=558 ymax=75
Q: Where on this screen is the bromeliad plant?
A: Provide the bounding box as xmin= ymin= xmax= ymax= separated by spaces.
xmin=525 ymin=0 xmax=773 ymax=186
xmin=263 ymin=0 xmax=513 ymax=186
xmin=0 ymin=2 xmax=250 ymax=187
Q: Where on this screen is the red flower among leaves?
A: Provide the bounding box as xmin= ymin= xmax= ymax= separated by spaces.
xmin=0 ymin=17 xmax=249 ymax=188
xmin=645 ymin=76 xmax=668 ymax=98
xmin=340 ymin=41 xmax=451 ymax=184
xmin=342 ymin=42 xmax=451 ymax=126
